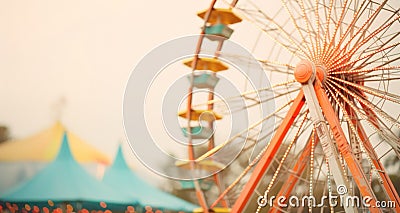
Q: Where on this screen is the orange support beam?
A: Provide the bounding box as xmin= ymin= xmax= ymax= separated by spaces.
xmin=208 ymin=39 xmax=229 ymax=208
xmin=269 ymin=133 xmax=319 ymax=213
xmin=231 ymin=91 xmax=305 ymax=212
xmin=185 ymin=1 xmax=218 ymax=211
xmin=346 ymin=106 xmax=400 ymax=211
xmin=314 ymin=79 xmax=382 ymax=213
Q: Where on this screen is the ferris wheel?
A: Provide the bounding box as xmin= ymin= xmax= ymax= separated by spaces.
xmin=170 ymin=0 xmax=400 ymax=212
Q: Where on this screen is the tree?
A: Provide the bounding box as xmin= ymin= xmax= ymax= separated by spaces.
xmin=0 ymin=125 xmax=9 ymax=144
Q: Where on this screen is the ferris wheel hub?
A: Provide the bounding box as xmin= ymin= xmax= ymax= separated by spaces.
xmin=294 ymin=60 xmax=315 ymax=83
xmin=315 ymin=64 xmax=327 ymax=84
xmin=294 ymin=60 xmax=327 ymax=84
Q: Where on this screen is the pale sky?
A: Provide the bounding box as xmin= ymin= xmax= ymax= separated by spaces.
xmin=0 ymin=0 xmax=223 ymax=181
xmin=0 ymin=0 xmax=269 ymax=180
xmin=0 ymin=2 xmax=209 ymax=153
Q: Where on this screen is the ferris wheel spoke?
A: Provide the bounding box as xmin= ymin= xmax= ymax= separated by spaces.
xmin=345 ymin=49 xmax=400 ymax=78
xmin=343 ymin=104 xmax=400 ymax=209
xmin=351 ymin=0 xmax=390 ymax=45
xmin=320 ymin=0 xmax=334 ymax=57
xmin=313 ymin=0 xmax=322 ymax=60
xmin=209 ymin=118 xmax=303 ymax=209
xmin=269 ymin=131 xmax=317 ymax=213
xmin=205 ymin=88 xmax=299 ymax=115
xmin=324 ymin=82 xmax=380 ymax=136
xmin=326 ymin=84 xmax=377 ymax=162
xmin=280 ymin=0 xmax=314 ymax=59
xmin=325 ymin=2 xmax=367 ymax=64
xmin=267 ymin=87 xmax=300 ymax=100
xmin=340 ymin=103 xmax=399 ymax=147
xmin=358 ymin=101 xmax=400 ymax=154
xmin=327 ymin=79 xmax=400 ymax=130
xmin=232 ymin=91 xmax=305 ymax=212
xmin=196 ymin=99 xmax=295 ymax=163
xmin=259 ymin=60 xmax=295 ymax=75
xmin=362 ymin=77 xmax=400 ymax=82
xmin=240 ymin=129 xmax=278 ymax=154
xmin=325 ymin=81 xmax=400 ymax=155
xmin=329 ymin=41 xmax=400 ymax=71
xmin=329 ymin=1 xmax=388 ymax=66
xmin=312 ymin=81 xmax=386 ymax=213
xmin=330 ymin=14 xmax=400 ymax=68
xmin=258 ymin=59 xmax=295 ymax=69
xmin=322 ymin=0 xmax=349 ymax=62
xmin=235 ymin=4 xmax=309 ymax=58
xmin=209 ymin=125 xmax=286 ymax=209
xmin=295 ymin=0 xmax=319 ymax=60
xmin=327 ymin=75 xmax=400 ymax=105
xmin=256 ymin=111 xmax=309 ymax=213
xmin=329 ymin=65 xmax=400 ymax=75
xmin=336 ymin=100 xmax=400 ymax=209
xmin=354 ymin=33 xmax=400 ymax=70
xmin=379 ymin=54 xmax=400 ymax=69
xmin=192 ymin=79 xmax=297 ymax=112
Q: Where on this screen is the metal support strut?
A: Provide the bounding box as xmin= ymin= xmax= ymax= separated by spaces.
xmin=294 ymin=60 xmax=381 ymax=213
xmin=294 ymin=60 xmax=357 ymax=213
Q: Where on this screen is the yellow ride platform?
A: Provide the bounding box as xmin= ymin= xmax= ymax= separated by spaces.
xmin=183 ymin=57 xmax=228 ymax=72
xmin=178 ymin=109 xmax=222 ymax=121
xmin=175 ymin=159 xmax=225 ymax=172
xmin=197 ymin=8 xmax=242 ymax=25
